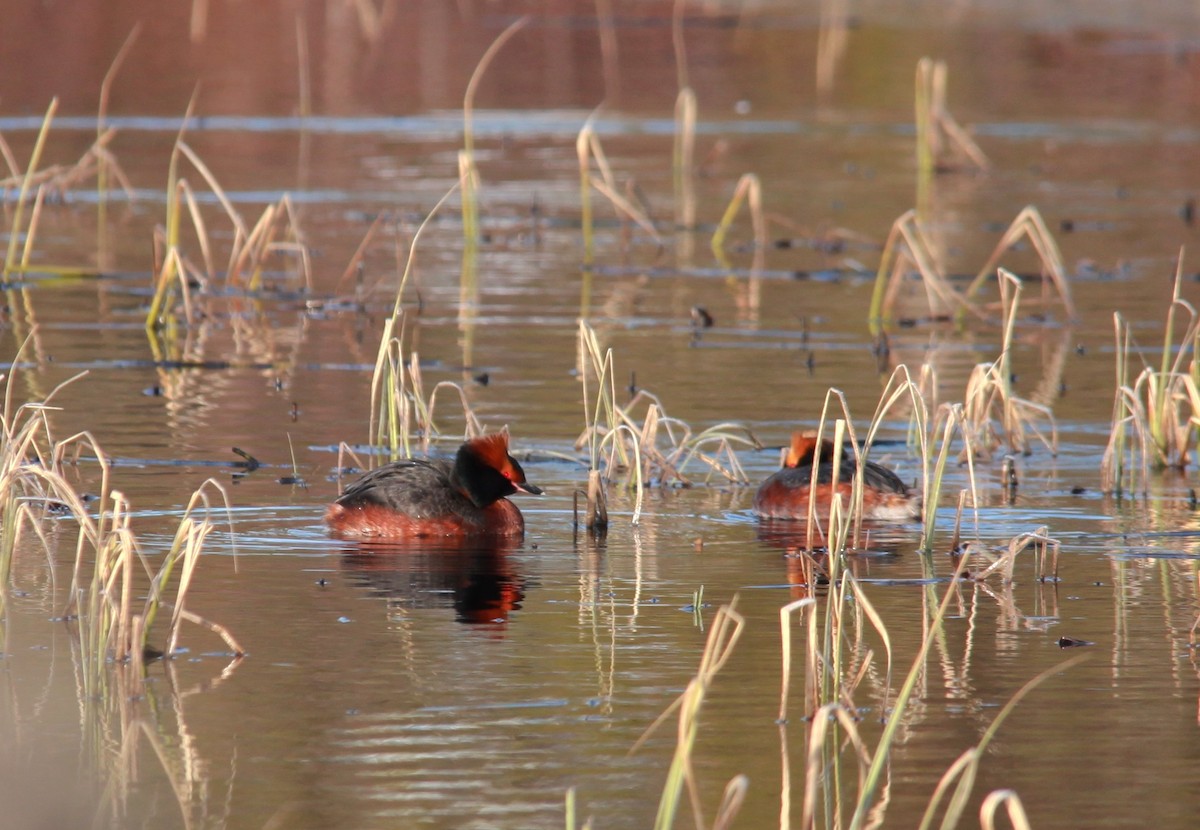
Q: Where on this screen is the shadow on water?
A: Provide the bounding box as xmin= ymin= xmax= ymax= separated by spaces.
xmin=339 ymin=538 xmax=527 ymax=627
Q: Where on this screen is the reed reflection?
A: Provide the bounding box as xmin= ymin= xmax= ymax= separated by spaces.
xmin=755 ymin=520 xmax=911 ymax=600
xmin=339 ymin=537 xmax=525 ymax=626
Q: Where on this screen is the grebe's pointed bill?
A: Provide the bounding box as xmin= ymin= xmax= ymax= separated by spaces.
xmin=515 ymin=481 xmax=544 ymax=496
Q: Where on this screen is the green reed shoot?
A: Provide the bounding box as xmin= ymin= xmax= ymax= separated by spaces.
xmin=147 ymin=91 xmax=199 ymax=331
xmin=459 ymin=15 xmax=529 ymax=247
xmin=629 ymin=602 xmax=744 ymax=830
xmin=710 ymin=173 xmax=766 ymax=261
xmin=916 ymin=656 xmax=1083 ymax=830
xmin=914 ymin=57 xmax=990 ymax=179
xmin=3 ymin=98 xmax=57 ymax=279
xmin=673 ymin=87 xmax=696 ymax=233
xmin=575 ymin=122 xmax=663 ymax=256
xmin=365 ymin=181 xmax=463 ymax=461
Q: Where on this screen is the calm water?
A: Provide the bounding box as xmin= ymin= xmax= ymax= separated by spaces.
xmin=3 ymin=1 xmax=1200 ymax=828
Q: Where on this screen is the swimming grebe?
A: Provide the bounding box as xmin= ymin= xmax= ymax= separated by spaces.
xmin=325 ymin=431 xmax=542 ymax=538
xmin=753 ymin=431 xmax=919 ymax=521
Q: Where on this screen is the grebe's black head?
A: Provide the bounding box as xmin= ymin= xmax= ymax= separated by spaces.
xmin=453 ymin=431 xmax=542 ymax=508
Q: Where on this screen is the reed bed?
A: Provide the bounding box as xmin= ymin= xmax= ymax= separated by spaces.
xmin=604 ymin=533 xmax=1073 ymax=830
xmin=1 ymin=344 xmax=243 ymax=825
xmin=10 ymin=18 xmax=1194 ymax=830
xmin=0 ymin=347 xmax=240 ymax=694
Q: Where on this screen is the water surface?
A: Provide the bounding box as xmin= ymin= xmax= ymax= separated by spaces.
xmin=3 ymin=2 xmax=1200 ymax=828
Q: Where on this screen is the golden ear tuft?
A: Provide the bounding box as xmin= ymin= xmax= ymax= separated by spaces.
xmin=783 ymin=431 xmax=835 ymax=468
xmin=468 ymin=431 xmax=512 ymax=468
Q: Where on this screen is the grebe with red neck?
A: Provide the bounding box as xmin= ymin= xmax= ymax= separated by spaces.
xmin=325 ymin=430 xmax=542 ymax=538
xmin=753 ymin=431 xmax=920 ymax=521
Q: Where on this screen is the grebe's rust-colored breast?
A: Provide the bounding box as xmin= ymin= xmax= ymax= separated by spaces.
xmin=324 ymin=497 xmax=526 ymax=538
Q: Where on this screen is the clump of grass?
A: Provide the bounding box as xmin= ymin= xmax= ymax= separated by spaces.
xmin=0 ymin=363 xmax=94 ymax=604
xmin=147 ymin=128 xmax=311 ymax=332
xmin=0 ymin=42 xmax=141 ymax=280
xmin=1136 ymin=253 xmax=1200 ymax=468
xmin=66 ymin=479 xmax=241 ymax=699
xmin=960 ymin=269 xmax=1058 ymax=459
xmin=368 ymin=321 xmax=483 ymax=465
xmin=869 ymin=206 xmax=1073 ymax=333
xmin=577 ymin=321 xmax=642 ymax=528
xmin=575 ymin=321 xmax=760 ymax=528
xmin=0 ymin=348 xmax=240 ymax=705
xmin=1102 ymin=254 xmax=1200 ymax=494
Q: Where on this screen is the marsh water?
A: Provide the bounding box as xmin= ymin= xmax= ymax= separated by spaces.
xmin=4 ymin=1 xmax=1200 ymax=828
